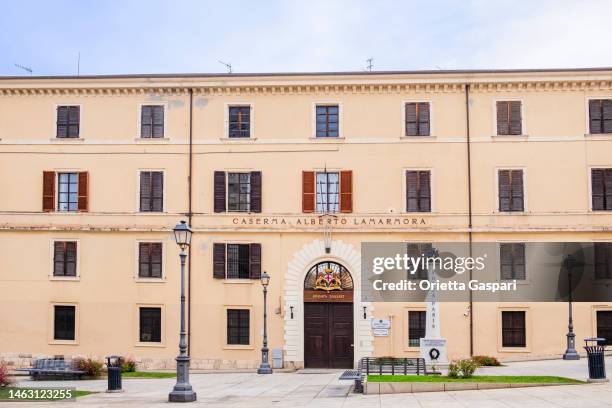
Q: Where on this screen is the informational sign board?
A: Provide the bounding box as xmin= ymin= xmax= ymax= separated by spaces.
xmin=371 ymin=319 xmax=392 ymax=329
xmin=372 ymin=328 xmax=389 ymax=337
xmin=420 ymin=338 xmax=448 ymax=365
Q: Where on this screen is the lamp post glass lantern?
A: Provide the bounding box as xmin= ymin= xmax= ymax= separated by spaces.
xmin=257 ymin=271 xmax=273 ymax=374
xmin=169 ymin=220 xmax=197 ymax=402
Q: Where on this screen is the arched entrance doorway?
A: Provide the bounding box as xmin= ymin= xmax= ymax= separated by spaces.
xmin=303 ymin=261 xmax=354 ymax=368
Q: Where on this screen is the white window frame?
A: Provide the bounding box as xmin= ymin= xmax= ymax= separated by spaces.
xmin=52 ymin=103 xmax=84 ymax=140
xmin=402 ymin=168 xmax=435 ymax=213
xmin=312 ymin=102 xmax=343 ymax=139
xmin=224 ymin=103 xmax=254 ymax=140
xmin=401 ymin=100 xmax=433 ymax=137
xmin=49 ymin=238 xmax=81 ymax=280
xmin=313 ymin=169 xmax=341 ymax=214
xmin=226 ymin=171 xmax=252 ymax=213
xmin=55 ymin=170 xmax=81 ymax=213
xmin=494 ymin=167 xmax=528 ymax=213
xmin=137 ymin=102 xmax=168 ymax=140
xmin=134 ymin=239 xmax=166 ymax=281
xmin=491 ymin=98 xmax=527 ymax=137
xmin=136 ymin=169 xmax=167 ymax=213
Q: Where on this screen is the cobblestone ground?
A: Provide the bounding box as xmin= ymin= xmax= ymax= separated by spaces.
xmin=4 ymin=358 xmax=612 ymax=407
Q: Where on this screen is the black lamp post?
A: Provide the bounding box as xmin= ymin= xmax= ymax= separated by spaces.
xmin=257 ymin=271 xmax=273 ymax=374
xmin=563 ymin=254 xmax=580 ymax=361
xmin=169 ymin=221 xmax=197 ymax=402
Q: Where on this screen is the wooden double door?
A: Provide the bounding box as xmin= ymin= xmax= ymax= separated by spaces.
xmin=304 ymin=302 xmax=354 ymax=368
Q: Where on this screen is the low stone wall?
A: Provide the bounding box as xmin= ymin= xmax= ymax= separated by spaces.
xmin=364 ymin=381 xmax=579 ymax=394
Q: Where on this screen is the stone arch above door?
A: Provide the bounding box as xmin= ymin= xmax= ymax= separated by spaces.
xmin=283 ymin=239 xmax=373 ymax=368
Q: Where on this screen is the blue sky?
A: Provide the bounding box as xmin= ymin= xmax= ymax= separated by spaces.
xmin=2 ymin=0 xmax=612 ymax=76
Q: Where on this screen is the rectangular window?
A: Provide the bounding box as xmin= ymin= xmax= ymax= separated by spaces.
xmin=501 ymin=311 xmax=526 ymax=348
xmin=316 ymin=172 xmax=339 ymax=213
xmin=405 ymin=102 xmax=430 ymax=136
xmin=228 ymin=173 xmax=251 ymax=212
xmin=138 ymin=243 xmax=162 ymax=278
xmin=139 ymin=307 xmax=161 ymax=342
xmin=406 ymin=170 xmax=431 ymax=212
xmin=227 ymin=309 xmax=250 ymax=345
xmin=228 ymin=106 xmax=251 ymax=138
xmin=589 ymin=99 xmax=612 ymax=134
xmin=591 ymin=168 xmax=612 ymax=211
xmin=594 ymin=243 xmax=612 ymax=280
xmin=56 ymin=106 xmax=80 ymax=138
xmin=498 ymin=169 xmax=524 ymax=212
xmin=139 ymin=171 xmax=164 ymax=212
xmin=226 ymin=244 xmax=250 ymax=279
xmin=53 ymin=241 xmax=77 ymax=277
xmin=140 ymin=105 xmax=164 ymax=138
xmin=496 ymin=101 xmax=522 ymax=135
xmin=54 ymin=305 xmax=75 ymax=341
xmin=597 ymin=311 xmax=612 ymax=346
xmin=315 ymin=105 xmax=339 ymax=137
xmin=408 ymin=311 xmax=426 ymax=347
xmin=57 ymin=172 xmax=79 ymax=212
xmin=500 ymin=243 xmax=526 ymax=280
xmin=406 ymin=243 xmax=432 ymax=279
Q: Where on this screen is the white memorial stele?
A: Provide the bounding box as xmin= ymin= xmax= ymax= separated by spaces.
xmin=420 ymin=249 xmax=448 ymax=367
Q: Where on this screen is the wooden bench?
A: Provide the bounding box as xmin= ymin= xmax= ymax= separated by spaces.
xmin=15 ymin=358 xmax=86 ymax=380
xmin=340 ymin=357 xmax=428 ymax=393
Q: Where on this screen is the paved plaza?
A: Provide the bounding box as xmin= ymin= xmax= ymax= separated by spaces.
xmin=5 ymin=358 xmax=612 ymax=407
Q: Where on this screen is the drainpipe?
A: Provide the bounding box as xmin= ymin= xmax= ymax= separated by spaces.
xmin=187 ymin=88 xmax=194 ymax=355
xmin=465 ymin=83 xmax=474 ymax=357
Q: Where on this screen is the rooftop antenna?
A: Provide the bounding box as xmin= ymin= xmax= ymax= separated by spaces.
xmin=14 ymin=63 xmax=33 ymax=75
xmin=366 ymin=58 xmax=373 ymax=72
xmin=218 ymin=60 xmax=232 ymax=74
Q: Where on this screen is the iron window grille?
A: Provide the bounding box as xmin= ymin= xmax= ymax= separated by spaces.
xmin=408 ymin=310 xmax=426 ymax=347
xmin=228 ymin=172 xmax=251 ymax=212
xmin=226 ymin=244 xmax=250 ymax=279
xmin=54 ymin=305 xmax=75 ymax=341
xmin=139 ymin=307 xmax=161 ymax=342
xmin=501 ymin=311 xmax=526 ymax=347
xmin=227 ymin=309 xmax=250 ymax=345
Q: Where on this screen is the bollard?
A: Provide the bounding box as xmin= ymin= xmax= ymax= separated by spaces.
xmin=584 ymin=338 xmax=608 ymax=383
xmin=106 ymin=355 xmax=123 ymax=392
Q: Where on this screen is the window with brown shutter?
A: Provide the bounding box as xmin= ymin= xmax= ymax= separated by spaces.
xmin=408 ymin=310 xmax=426 ymax=347
xmin=339 ymin=170 xmax=352 ymax=213
xmin=53 ymin=241 xmax=77 ymax=277
xmin=77 ymin=172 xmax=88 ymax=212
xmin=406 ymin=243 xmax=432 ymax=279
xmin=141 ymin=105 xmax=164 ymax=138
xmin=589 ymin=99 xmax=612 ymax=134
xmin=405 ymin=102 xmax=430 ymax=136
xmin=500 ymin=243 xmax=526 ymax=280
xmin=138 ymin=242 xmax=163 ymax=278
xmin=406 ymin=170 xmax=431 ymax=212
xmin=591 ymin=168 xmax=612 ymax=211
xmin=496 ymin=101 xmax=522 ymax=135
xmin=250 ymin=171 xmax=262 ymax=213
xmin=56 ymin=106 xmax=80 ymax=138
xmin=501 ymin=311 xmax=526 ymax=347
xmin=213 ymin=243 xmax=261 ymax=279
xmin=594 ymin=243 xmax=612 ymax=280
xmin=214 ymin=171 xmax=227 ymax=213
xmin=139 ymin=171 xmax=164 ymax=212
xmin=228 ymin=106 xmax=251 ymax=138
xmin=498 ymin=169 xmax=524 ymax=212
xmin=43 ymin=171 xmax=56 ymax=212
xmin=302 ymin=171 xmax=315 ymax=213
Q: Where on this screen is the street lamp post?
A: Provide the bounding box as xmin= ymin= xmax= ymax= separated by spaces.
xmin=563 ymin=254 xmax=580 ymax=361
xmin=169 ymin=221 xmax=197 ymax=402
xmin=257 ymin=271 xmax=273 ymax=374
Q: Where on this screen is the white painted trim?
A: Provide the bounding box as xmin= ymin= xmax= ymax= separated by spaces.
xmin=283 ymin=239 xmax=373 ymax=368
xmin=137 ymin=102 xmax=168 ymax=139
xmin=402 ymin=167 xmax=435 ymax=213
xmin=53 ymin=103 xmax=83 ymax=140
xmin=494 ymin=167 xmax=528 ymax=213
xmin=134 ymin=239 xmax=166 ymax=281
xmin=491 ymin=98 xmax=527 ymax=137
xmin=224 ymin=102 xmax=255 ymax=139
xmin=401 ymin=100 xmax=434 ymax=137
xmin=49 ymin=238 xmax=81 ymax=280
xmin=136 ymin=169 xmax=167 ymax=213
xmin=312 ymin=101 xmax=342 ymax=139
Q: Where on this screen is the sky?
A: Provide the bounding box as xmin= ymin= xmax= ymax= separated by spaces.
xmin=2 ymin=0 xmax=612 ymax=76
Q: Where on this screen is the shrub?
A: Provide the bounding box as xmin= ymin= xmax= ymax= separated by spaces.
xmin=447 ymin=358 xmax=479 ymax=378
xmin=472 ymin=355 xmax=501 ymax=366
xmin=120 ymin=357 xmax=137 ymax=373
xmin=0 ymin=361 xmax=15 ymax=388
xmin=74 ymin=358 xmax=103 ymax=378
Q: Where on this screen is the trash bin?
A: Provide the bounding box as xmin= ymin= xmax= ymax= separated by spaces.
xmin=584 ymin=338 xmax=607 ymax=382
xmin=105 ymin=355 xmax=123 ymax=392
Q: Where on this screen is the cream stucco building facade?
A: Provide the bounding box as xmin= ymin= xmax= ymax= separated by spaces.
xmin=1 ymin=69 xmax=611 ymax=370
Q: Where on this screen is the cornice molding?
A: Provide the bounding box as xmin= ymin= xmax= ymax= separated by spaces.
xmin=1 ymin=80 xmax=612 ymax=96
